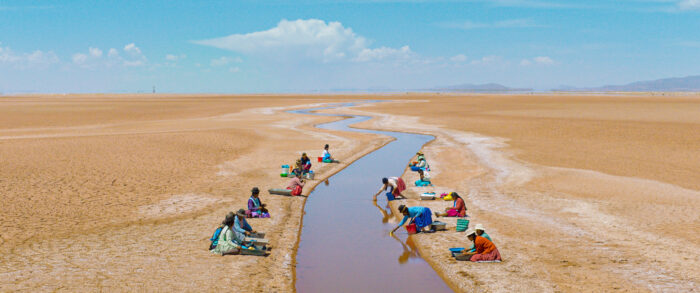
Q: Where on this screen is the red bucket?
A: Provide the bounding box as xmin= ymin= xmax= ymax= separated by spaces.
xmin=406 ymin=223 xmax=417 ymax=234
xmin=317 ymin=157 xmax=323 ymax=162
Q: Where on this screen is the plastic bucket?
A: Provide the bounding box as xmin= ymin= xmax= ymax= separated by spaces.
xmin=406 ymin=223 xmax=417 ymax=234
xmin=317 ymin=157 xmax=323 ymax=162
xmin=456 ymin=219 xmax=469 ymax=232
xmin=385 ymin=192 xmax=395 ymax=201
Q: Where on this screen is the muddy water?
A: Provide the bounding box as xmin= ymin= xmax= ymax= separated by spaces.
xmin=292 ymin=104 xmax=453 ymax=292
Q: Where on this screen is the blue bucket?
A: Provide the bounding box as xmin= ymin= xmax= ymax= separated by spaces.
xmin=450 ymin=247 xmax=465 ymax=257
xmin=385 ymin=192 xmax=395 ymax=201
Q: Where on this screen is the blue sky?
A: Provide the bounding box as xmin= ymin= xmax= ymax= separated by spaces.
xmin=1 ymin=0 xmax=699 ymax=93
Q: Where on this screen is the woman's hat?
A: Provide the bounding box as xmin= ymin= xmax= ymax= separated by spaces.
xmin=416 ymin=151 xmax=424 ymax=155
xmin=251 ymin=187 xmax=260 ymax=194
xmin=466 ymin=229 xmax=477 ymax=236
xmin=475 ymin=224 xmax=485 ymax=231
xmin=236 ymin=209 xmax=246 ymax=217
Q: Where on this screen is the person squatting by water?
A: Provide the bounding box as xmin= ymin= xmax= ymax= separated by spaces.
xmin=392 ymin=205 xmax=434 ymax=234
xmin=373 ymin=177 xmax=406 ymax=201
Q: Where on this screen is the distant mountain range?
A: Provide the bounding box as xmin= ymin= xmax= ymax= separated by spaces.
xmin=432 ymin=83 xmax=532 ymax=92
xmin=574 ymin=75 xmax=700 ymax=92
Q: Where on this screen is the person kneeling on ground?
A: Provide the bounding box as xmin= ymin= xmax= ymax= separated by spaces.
xmin=300 ymin=153 xmax=312 ymax=174
xmin=392 ymin=205 xmax=434 ymax=234
xmin=463 ymin=228 xmax=501 ymax=262
xmin=373 ymin=177 xmax=406 ymax=201
xmin=286 ymin=173 xmax=305 ymax=196
xmin=247 ymin=187 xmax=270 ymax=218
xmin=435 ymin=192 xmax=466 ymax=217
xmin=211 ymin=212 xmax=242 ymax=255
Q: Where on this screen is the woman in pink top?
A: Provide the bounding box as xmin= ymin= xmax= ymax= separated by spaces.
xmin=286 ymin=173 xmax=305 ymax=196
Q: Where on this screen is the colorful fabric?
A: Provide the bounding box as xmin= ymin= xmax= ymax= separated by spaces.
xmin=286 ymin=177 xmax=305 ymax=190
xmin=445 ymin=197 xmax=466 ymax=217
xmin=398 ymin=206 xmax=433 ymax=229
xmin=470 ymin=247 xmax=502 ymax=262
xmin=210 ymin=225 xmax=241 ymax=255
xmin=468 ymin=232 xmax=492 ymax=252
xmin=323 ymin=149 xmax=331 ymax=160
xmin=393 ymin=177 xmax=406 ymax=196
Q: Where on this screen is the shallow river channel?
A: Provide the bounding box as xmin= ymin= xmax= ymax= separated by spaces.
xmin=291 ymin=103 xmax=454 ymax=292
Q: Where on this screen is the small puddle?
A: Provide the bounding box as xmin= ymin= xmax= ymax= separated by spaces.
xmin=291 ymin=103 xmax=453 ymax=292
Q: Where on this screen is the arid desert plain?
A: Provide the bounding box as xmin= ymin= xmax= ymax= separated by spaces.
xmin=1 ymin=93 xmax=699 ymax=292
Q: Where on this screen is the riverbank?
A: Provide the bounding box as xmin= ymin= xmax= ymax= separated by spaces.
xmin=327 ymin=95 xmax=700 ymax=292
xmin=0 ymin=95 xmax=392 ymax=291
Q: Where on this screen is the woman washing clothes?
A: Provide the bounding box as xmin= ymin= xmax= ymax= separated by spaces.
xmin=434 ymin=192 xmax=466 ymax=217
xmin=391 ymin=205 xmax=434 ymax=234
xmin=372 ymin=177 xmax=406 ymax=201
xmin=246 ymin=187 xmax=269 ymax=218
xmin=463 ymin=228 xmax=501 ymax=262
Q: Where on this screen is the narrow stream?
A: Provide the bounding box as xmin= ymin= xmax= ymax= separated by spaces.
xmin=291 ymin=103 xmax=454 ymax=292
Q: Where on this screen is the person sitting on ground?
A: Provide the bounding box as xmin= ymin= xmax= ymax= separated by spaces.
xmin=291 ymin=159 xmax=304 ymax=177
xmin=234 ymin=209 xmax=257 ymax=240
xmin=467 ymin=224 xmax=492 ymax=252
xmin=372 ymin=177 xmax=406 ymax=201
xmin=435 ymin=192 xmax=467 ymax=218
xmin=211 ymin=212 xmax=242 ymax=255
xmin=286 ymin=172 xmax=305 ymax=196
xmin=391 ymin=205 xmax=434 ymax=234
xmin=322 ymin=144 xmax=334 ymax=162
xmin=246 ymin=187 xmax=270 ymax=218
xmin=300 ymin=153 xmax=312 ymax=174
xmin=463 ymin=228 xmax=501 ymax=262
xmin=409 ymin=152 xmax=429 ymax=181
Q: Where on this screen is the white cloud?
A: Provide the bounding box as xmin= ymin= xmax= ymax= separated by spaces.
xmin=166 ymin=54 xmax=186 ymax=61
xmin=124 ymin=43 xmax=142 ymax=55
xmin=470 ymin=55 xmax=504 ymax=65
xmin=354 ymin=46 xmax=414 ymax=62
xmin=229 ymin=67 xmax=241 ymax=73
xmin=108 ymin=48 xmax=119 ymax=58
xmin=193 ymin=19 xmax=412 ymax=63
xmin=520 ymin=56 xmax=555 ymax=66
xmin=0 ymin=45 xmax=59 ymax=69
xmin=439 ymin=18 xmax=541 ymax=30
xmin=450 ymin=54 xmax=467 ymax=62
xmin=679 ymin=0 xmax=700 ymax=10
xmin=72 ymin=53 xmax=88 ymax=64
xmin=211 ymin=56 xmax=243 ymax=66
xmin=89 ymin=47 xmax=102 ymax=58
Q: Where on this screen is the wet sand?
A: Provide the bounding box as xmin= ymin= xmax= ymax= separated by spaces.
xmin=2 ymin=93 xmax=699 ymax=292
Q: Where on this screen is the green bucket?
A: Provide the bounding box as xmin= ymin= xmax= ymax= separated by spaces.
xmin=456 ymin=219 xmax=469 ymax=232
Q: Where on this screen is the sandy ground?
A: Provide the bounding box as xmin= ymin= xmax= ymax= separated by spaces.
xmin=0 ymin=94 xmax=391 ymax=291
xmin=2 ymin=93 xmax=699 ymax=292
xmin=343 ymin=94 xmax=700 ymax=292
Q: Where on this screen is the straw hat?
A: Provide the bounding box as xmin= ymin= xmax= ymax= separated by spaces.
xmin=236 ymin=209 xmax=246 ymax=217
xmin=475 ymin=224 xmax=485 ymax=231
xmin=466 ymin=229 xmax=477 ymax=236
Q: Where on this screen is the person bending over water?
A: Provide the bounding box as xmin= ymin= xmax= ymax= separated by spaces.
xmin=246 ymin=187 xmax=269 ymax=218
xmin=435 ymin=192 xmax=466 ymax=217
xmin=373 ymin=177 xmax=406 ymax=201
xmin=211 ymin=212 xmax=242 ymax=255
xmin=392 ymin=205 xmax=434 ymax=234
